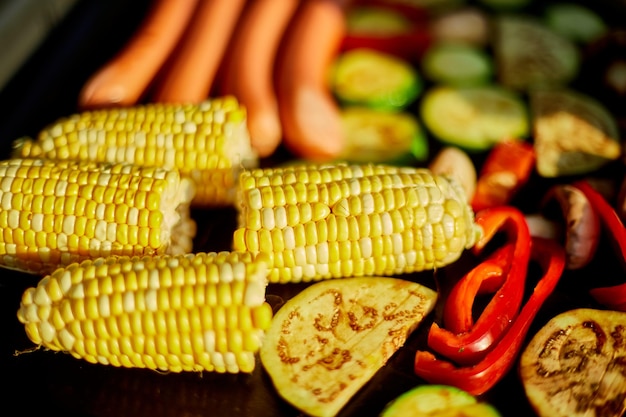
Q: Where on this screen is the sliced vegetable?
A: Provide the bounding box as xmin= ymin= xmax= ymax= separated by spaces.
xmin=346 ymin=5 xmax=414 ymax=36
xmin=531 ymin=89 xmax=621 ymax=178
xmin=428 ymin=7 xmax=489 ymax=47
xmin=330 ymin=48 xmax=422 ymax=110
xmin=342 ymin=2 xmax=431 ymax=61
xmin=275 ymin=0 xmax=347 ymax=160
xmin=380 ymin=384 xmax=501 ymax=416
xmin=150 ymin=0 xmax=246 ymax=103
xmin=493 ymin=15 xmax=580 ymax=90
xmin=471 ymin=139 xmax=535 ymax=212
xmin=428 ymin=207 xmax=531 ymax=365
xmin=414 ymin=237 xmax=566 ymax=395
xmin=78 ymin=0 xmax=199 ymax=109
xmin=421 ymin=42 xmax=493 ymax=86
xmin=337 ymin=106 xmax=428 ymax=164
xmin=260 ymin=277 xmax=438 ymax=417
xmin=539 ymin=184 xmax=600 ymax=270
xmin=573 ymin=180 xmax=626 ymax=311
xmin=420 ymin=85 xmax=528 ymax=151
xmin=17 ymin=251 xmax=273 ymax=373
xmin=544 ymin=3 xmax=607 ymax=44
xmin=520 ymin=308 xmax=626 ymax=417
xmin=232 ymin=163 xmax=480 ymax=283
xmin=428 ymin=146 xmax=477 ymax=202
xmin=218 ymin=0 xmax=299 ymax=158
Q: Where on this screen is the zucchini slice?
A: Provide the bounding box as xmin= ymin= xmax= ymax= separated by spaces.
xmin=544 ymin=3 xmax=607 ymax=44
xmin=338 ymin=106 xmax=428 ymax=164
xmin=420 ymin=85 xmax=528 ymax=151
xmin=380 ymin=384 xmax=502 ymax=416
xmin=346 ymin=6 xmax=414 ymax=37
xmin=421 ymin=42 xmax=493 ymax=86
xmin=330 ymin=48 xmax=422 ymax=110
xmin=493 ymin=15 xmax=580 ymax=90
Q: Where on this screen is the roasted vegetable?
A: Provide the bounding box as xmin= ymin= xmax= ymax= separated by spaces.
xmin=538 ymin=184 xmax=600 ymax=270
xmin=13 ymin=97 xmax=257 ymax=207
xmin=260 ymin=276 xmax=438 ymax=417
xmin=421 ymin=42 xmax=493 ymax=86
xmin=415 ymin=237 xmax=565 ymax=395
xmin=330 ymin=48 xmax=422 ymax=110
xmin=232 ymin=163 xmax=480 ymax=283
xmin=0 ymin=158 xmax=195 ymax=275
xmin=493 ymin=15 xmax=580 ymax=90
xmin=543 ymin=3 xmax=607 ymax=44
xmin=337 ymin=106 xmax=428 ymax=164
xmin=520 ymin=308 xmax=626 ymax=417
xmin=531 ymin=89 xmax=621 ymax=178
xmin=17 ymin=251 xmax=273 ymax=373
xmin=342 ymin=2 xmax=431 ymax=61
xmin=420 ymin=85 xmax=528 ymax=151
xmin=429 ymin=207 xmax=531 ymax=365
xmin=380 ymin=384 xmax=501 ymax=416
xmin=428 ymin=146 xmax=477 ymax=203
xmin=574 ymin=180 xmax=626 ymax=311
xmin=471 ymin=139 xmax=535 ymax=212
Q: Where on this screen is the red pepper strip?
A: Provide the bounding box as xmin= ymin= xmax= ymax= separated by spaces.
xmin=476 ymin=243 xmax=516 ymax=295
xmin=471 ymin=140 xmax=536 ymax=213
xmin=442 ymin=242 xmax=515 ymax=334
xmin=574 ymin=180 xmax=626 ymax=311
xmin=414 ymin=237 xmax=566 ymax=396
xmin=427 ymin=207 xmax=531 ymax=366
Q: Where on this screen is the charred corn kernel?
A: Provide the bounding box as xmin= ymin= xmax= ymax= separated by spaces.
xmin=17 ymin=251 xmax=273 ymax=373
xmin=233 ymin=163 xmax=480 ymax=283
xmin=0 ymin=158 xmax=196 ymax=275
xmin=13 ymin=97 xmax=258 ymax=207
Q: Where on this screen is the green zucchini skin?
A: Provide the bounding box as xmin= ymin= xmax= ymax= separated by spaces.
xmin=419 ymin=85 xmax=528 ymax=152
xmin=421 ymin=42 xmax=493 ymax=86
xmin=330 ymin=48 xmax=422 ymax=111
xmin=380 ymin=384 xmax=502 ymax=416
xmin=337 ymin=106 xmax=428 ymax=165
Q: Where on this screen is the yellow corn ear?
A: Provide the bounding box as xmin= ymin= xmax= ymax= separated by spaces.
xmin=233 ymin=163 xmax=480 ymax=283
xmin=0 ymin=157 xmax=195 ymax=275
xmin=17 ymin=251 xmax=273 ymax=373
xmin=13 ymin=96 xmax=258 ymax=207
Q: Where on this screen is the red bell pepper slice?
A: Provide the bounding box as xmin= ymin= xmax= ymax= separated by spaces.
xmin=414 ymin=237 xmax=566 ymax=396
xmin=427 ymin=207 xmax=531 ymax=366
xmin=574 ymin=180 xmax=626 ymax=311
xmin=442 ymin=242 xmax=515 ymax=334
xmin=471 ymin=140 xmax=536 ymax=213
xmin=341 ymin=0 xmax=432 ymax=62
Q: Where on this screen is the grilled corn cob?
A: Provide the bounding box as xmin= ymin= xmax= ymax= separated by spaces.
xmin=13 ymin=96 xmax=258 ymax=207
xmin=17 ymin=251 xmax=273 ymax=373
xmin=0 ymin=157 xmax=195 ymax=275
xmin=233 ymin=163 xmax=480 ymax=283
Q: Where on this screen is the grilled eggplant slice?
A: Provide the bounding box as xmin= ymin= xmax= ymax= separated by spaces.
xmin=519 ymin=308 xmax=626 ymax=417
xmin=260 ymin=277 xmax=437 ymax=417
